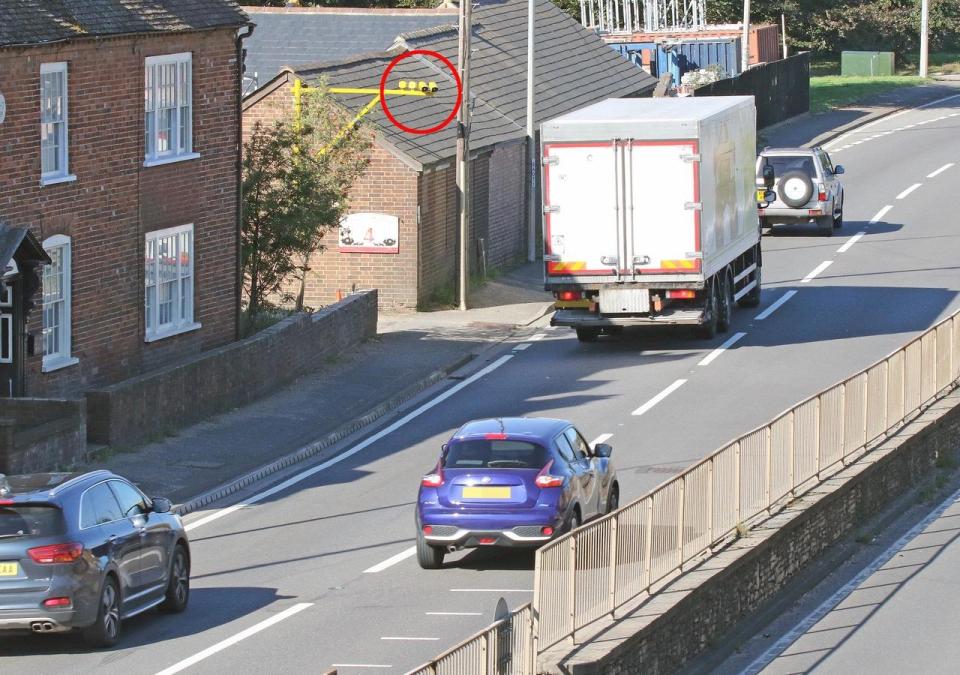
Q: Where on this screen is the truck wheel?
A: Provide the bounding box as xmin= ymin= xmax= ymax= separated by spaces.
xmin=576 ymin=328 xmax=599 ymax=342
xmin=738 ymin=265 xmax=762 ymax=308
xmin=817 ymin=216 xmax=834 ymax=237
xmin=694 ymin=281 xmax=718 ymax=339
xmin=716 ymin=270 xmax=733 ymax=333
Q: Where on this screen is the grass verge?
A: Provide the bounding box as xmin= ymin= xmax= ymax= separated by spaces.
xmin=809 ymin=75 xmax=929 ymax=113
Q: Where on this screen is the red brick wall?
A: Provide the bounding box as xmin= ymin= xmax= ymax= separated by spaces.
xmin=417 ymin=162 xmax=458 ymax=305
xmin=0 ymin=29 xmax=241 ymax=397
xmin=243 ymin=83 xmax=420 ymax=310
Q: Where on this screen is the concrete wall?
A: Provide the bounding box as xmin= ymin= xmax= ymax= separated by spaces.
xmin=544 ymin=390 xmax=960 ymax=674
xmin=0 ymin=398 xmax=87 ymax=473
xmin=86 ymin=290 xmax=377 ymax=447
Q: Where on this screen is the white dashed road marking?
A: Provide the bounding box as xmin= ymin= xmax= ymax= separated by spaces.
xmin=928 ymin=163 xmax=955 ymax=178
xmin=513 ymin=342 xmax=532 ymax=351
xmin=755 ymin=290 xmax=797 ymax=321
xmin=363 ymin=546 xmax=416 ymax=574
xmin=632 ymin=379 xmax=687 ymax=416
xmin=837 ymin=231 xmax=866 ymax=254
xmin=896 ymin=183 xmax=922 ymax=199
xmin=801 ymin=261 xmax=833 ymax=283
xmin=155 ymin=603 xmax=314 ymax=675
xmin=870 ymin=205 xmax=894 ymax=223
xmin=697 ymin=332 xmax=747 ymax=367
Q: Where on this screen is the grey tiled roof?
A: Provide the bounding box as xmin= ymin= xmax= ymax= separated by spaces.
xmin=241 ymin=8 xmax=458 ymax=89
xmin=291 ymin=0 xmax=656 ymax=167
xmin=0 ymin=0 xmax=250 ymax=48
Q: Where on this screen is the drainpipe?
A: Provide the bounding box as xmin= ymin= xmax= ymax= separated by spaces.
xmin=236 ymin=23 xmax=255 ymax=340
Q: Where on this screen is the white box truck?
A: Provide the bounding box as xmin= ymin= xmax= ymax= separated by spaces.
xmin=541 ymin=96 xmax=762 ymax=341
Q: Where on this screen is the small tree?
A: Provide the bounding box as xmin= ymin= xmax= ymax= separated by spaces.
xmin=241 ymin=84 xmax=373 ymax=321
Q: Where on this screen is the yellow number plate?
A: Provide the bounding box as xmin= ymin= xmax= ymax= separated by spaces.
xmin=0 ymin=562 xmax=19 ymax=577
xmin=463 ymin=486 xmax=511 ymax=499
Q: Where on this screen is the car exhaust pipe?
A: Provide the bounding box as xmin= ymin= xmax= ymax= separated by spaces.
xmin=31 ymin=621 xmax=56 ymax=633
xmin=43 ymin=622 xmax=55 ymax=632
xmin=446 ymin=545 xmax=458 ymax=553
xmin=31 ymin=622 xmax=43 ymax=633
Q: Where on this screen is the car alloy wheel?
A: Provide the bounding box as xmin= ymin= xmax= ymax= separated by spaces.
xmin=161 ymin=545 xmax=190 ymax=612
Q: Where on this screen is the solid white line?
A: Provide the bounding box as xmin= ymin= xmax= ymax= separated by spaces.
xmin=184 ymin=354 xmax=516 ymax=532
xmin=381 ymin=637 xmax=439 ymax=641
xmin=824 ymin=93 xmax=960 ymax=149
xmin=754 ymin=290 xmax=797 ymax=321
xmin=801 ymin=261 xmax=833 ymax=283
xmin=928 ymin=162 xmax=955 ymax=178
xmin=363 ymin=546 xmax=416 ymax=574
xmin=869 ymin=205 xmax=894 ymax=223
xmin=155 ymin=603 xmax=313 ymax=675
xmin=528 ymin=333 xmax=546 ymax=341
xmin=512 ymin=343 xmax=531 ymax=351
xmin=896 ymin=183 xmax=922 ymax=200
xmin=450 ymin=588 xmax=533 ymax=592
xmin=426 ymin=612 xmax=483 ymax=616
xmin=632 ymin=379 xmax=687 ymax=416
xmin=697 ymin=332 xmax=746 ymax=367
xmin=590 ymin=433 xmax=613 ymax=446
xmin=742 ymin=485 xmax=960 ymax=675
xmin=837 ymin=231 xmax=866 ymax=254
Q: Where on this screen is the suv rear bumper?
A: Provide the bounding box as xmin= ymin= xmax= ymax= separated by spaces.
xmin=423 ymin=526 xmax=553 ymax=548
xmin=0 ymin=609 xmax=77 ymax=633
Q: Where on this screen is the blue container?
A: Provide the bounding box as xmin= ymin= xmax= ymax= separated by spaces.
xmin=656 ymin=39 xmax=741 ymax=82
xmin=608 ymin=41 xmax=656 ymax=70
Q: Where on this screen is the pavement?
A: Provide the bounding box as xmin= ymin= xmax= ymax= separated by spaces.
xmin=83 ymin=261 xmax=554 ymax=510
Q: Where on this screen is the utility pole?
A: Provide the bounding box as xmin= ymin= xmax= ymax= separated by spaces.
xmin=741 ymin=0 xmax=750 ymax=73
xmin=526 ymin=0 xmax=537 ymax=263
xmin=920 ymin=0 xmax=929 ymax=77
xmin=457 ymin=0 xmax=472 ymax=311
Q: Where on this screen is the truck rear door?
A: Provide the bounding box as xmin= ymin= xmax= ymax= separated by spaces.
xmin=542 ymin=142 xmax=620 ymax=280
xmin=626 ymin=141 xmax=701 ymax=275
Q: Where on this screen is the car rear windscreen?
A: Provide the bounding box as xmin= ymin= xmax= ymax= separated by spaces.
xmin=0 ymin=506 xmax=66 ymax=539
xmin=444 ymin=440 xmax=548 ymax=469
xmin=759 ymin=155 xmax=816 ymax=179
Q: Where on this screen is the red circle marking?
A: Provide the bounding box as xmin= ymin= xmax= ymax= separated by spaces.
xmin=379 ymin=50 xmax=462 ymax=135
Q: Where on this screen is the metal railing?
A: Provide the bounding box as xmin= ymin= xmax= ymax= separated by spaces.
xmin=409 ymin=602 xmax=533 ymax=675
xmin=411 ymin=309 xmax=960 ymax=672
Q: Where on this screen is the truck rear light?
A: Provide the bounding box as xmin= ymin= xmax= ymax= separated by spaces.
xmin=421 ymin=472 xmax=444 ymax=488
xmin=43 ymin=597 xmax=71 ymax=608
xmin=27 ymin=543 xmax=83 ymax=564
xmin=666 ymin=290 xmax=696 ymax=299
xmin=556 ymin=291 xmax=582 ymax=301
xmin=535 ymin=460 xmax=564 ymax=488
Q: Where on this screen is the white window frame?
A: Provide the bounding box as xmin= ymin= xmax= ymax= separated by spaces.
xmin=144 ymin=223 xmax=200 ymax=342
xmin=41 ymin=234 xmax=79 ymax=372
xmin=144 ymin=52 xmax=199 ymax=167
xmin=40 ymin=62 xmax=76 ymax=186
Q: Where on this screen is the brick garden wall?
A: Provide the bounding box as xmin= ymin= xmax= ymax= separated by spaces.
xmin=0 ymin=398 xmax=86 ymax=474
xmin=0 ymin=29 xmax=241 ymax=398
xmin=486 ymin=140 xmax=527 ymax=269
xmin=86 ymin=290 xmax=377 ymax=447
xmin=417 ymin=162 xmax=458 ymax=306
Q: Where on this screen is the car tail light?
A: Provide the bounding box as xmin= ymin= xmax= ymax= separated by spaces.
xmin=421 ymin=472 xmax=443 ymax=488
xmin=27 ymin=543 xmax=83 ymax=564
xmin=541 ymin=526 xmax=554 ymax=536
xmin=556 ymin=290 xmax=582 ymax=301
xmin=422 ymin=525 xmax=433 ymax=535
xmin=535 ymin=460 xmax=564 ymax=488
xmin=43 ymin=597 xmax=71 ymax=608
xmin=818 ymin=187 xmax=827 ymax=202
xmin=484 ymin=432 xmax=507 ymax=440
xmin=666 ymin=290 xmax=696 ymax=300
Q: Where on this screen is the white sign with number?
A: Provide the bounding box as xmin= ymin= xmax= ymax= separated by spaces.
xmin=0 ymin=93 xmax=6 ymax=124
xmin=338 ymin=212 xmax=399 ymax=254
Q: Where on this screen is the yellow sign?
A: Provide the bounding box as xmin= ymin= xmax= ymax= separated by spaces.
xmin=462 ymin=486 xmax=511 ymax=499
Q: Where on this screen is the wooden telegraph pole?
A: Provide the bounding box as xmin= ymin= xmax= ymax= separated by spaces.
xmin=457 ymin=0 xmax=472 ymax=311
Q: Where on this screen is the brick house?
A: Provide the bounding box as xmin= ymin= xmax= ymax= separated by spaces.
xmin=0 ymin=1 xmax=252 ymax=398
xmin=242 ymin=0 xmax=656 ymax=311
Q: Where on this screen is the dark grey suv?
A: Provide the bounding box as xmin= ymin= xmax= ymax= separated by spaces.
xmin=0 ymin=471 xmax=190 ymax=646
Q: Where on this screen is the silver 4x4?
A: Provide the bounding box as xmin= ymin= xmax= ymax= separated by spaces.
xmin=756 ymin=147 xmax=845 ymax=237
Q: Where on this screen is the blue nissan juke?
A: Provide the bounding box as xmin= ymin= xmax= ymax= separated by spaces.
xmin=415 ymin=417 xmax=618 ymax=569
